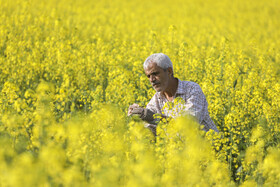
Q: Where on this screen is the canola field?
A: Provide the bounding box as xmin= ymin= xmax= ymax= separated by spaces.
xmin=0 ymin=0 xmax=280 ymax=186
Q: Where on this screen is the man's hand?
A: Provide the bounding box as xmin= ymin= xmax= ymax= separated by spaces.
xmin=128 ymin=103 xmax=143 ymax=117
xmin=128 ymin=104 xmax=155 ymax=122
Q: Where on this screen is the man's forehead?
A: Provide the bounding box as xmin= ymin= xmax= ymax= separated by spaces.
xmin=145 ymin=62 xmax=162 ymax=72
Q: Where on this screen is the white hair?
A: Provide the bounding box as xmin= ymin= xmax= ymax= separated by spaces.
xmin=143 ymin=53 xmax=173 ymax=71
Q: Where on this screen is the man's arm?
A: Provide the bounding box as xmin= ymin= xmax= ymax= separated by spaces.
xmin=183 ymin=83 xmax=207 ymax=124
xmin=128 ymin=104 xmax=158 ymax=124
xmin=183 ymin=83 xmax=219 ymax=132
xmin=128 ymin=94 xmax=165 ymax=136
xmin=128 ymin=104 xmax=159 ymax=136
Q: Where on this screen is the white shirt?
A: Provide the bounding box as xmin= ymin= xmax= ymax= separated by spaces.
xmin=145 ymin=79 xmax=219 ymax=135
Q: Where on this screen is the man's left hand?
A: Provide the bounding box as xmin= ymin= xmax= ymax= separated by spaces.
xmin=128 ymin=104 xmax=155 ymax=122
xmin=128 ymin=104 xmax=144 ymax=117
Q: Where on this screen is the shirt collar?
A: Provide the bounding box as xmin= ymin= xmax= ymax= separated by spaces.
xmin=158 ymin=78 xmax=184 ymax=100
xmin=175 ymin=78 xmax=184 ymax=95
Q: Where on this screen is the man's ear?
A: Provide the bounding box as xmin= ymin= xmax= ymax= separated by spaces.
xmin=167 ymin=67 xmax=173 ymax=76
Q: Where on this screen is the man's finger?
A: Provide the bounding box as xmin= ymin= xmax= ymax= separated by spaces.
xmin=128 ymin=107 xmax=133 ymax=116
xmin=129 ymin=104 xmax=138 ymax=110
xmin=130 ymin=107 xmax=144 ymax=115
xmin=128 ymin=104 xmax=141 ymax=116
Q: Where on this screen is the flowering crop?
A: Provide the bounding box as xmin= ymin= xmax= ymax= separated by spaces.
xmin=0 ymin=0 xmax=279 ymax=186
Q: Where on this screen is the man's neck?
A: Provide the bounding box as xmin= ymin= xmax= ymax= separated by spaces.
xmin=162 ymin=78 xmax=178 ymax=102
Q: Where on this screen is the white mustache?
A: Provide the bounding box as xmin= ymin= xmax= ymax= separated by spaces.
xmin=152 ymin=82 xmax=160 ymax=86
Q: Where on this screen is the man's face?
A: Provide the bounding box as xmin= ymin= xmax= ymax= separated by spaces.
xmin=144 ymin=62 xmax=171 ymax=92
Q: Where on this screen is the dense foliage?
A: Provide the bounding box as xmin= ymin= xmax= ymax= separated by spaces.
xmin=0 ymin=0 xmax=279 ymax=186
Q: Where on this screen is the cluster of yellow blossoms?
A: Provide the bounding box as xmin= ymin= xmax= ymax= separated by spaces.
xmin=0 ymin=0 xmax=279 ymax=186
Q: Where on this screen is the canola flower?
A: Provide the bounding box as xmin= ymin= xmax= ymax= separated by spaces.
xmin=0 ymin=0 xmax=279 ymax=186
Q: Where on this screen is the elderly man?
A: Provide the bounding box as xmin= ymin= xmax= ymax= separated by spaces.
xmin=128 ymin=53 xmax=219 ymax=135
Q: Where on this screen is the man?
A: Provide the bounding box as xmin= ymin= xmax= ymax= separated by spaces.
xmin=128 ymin=53 xmax=219 ymax=135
